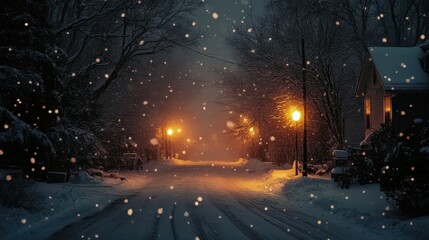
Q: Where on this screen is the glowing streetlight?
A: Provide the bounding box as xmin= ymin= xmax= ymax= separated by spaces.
xmin=167 ymin=128 xmax=173 ymax=136
xmin=249 ymin=127 xmax=255 ymax=135
xmin=292 ymin=110 xmax=301 ymax=122
xmin=249 ymin=127 xmax=256 ymax=157
xmin=166 ymin=128 xmax=173 ymax=159
xmin=292 ymin=110 xmax=301 ymax=175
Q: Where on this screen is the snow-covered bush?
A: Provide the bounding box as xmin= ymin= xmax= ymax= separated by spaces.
xmin=380 ymin=121 xmax=429 ymax=215
xmin=361 ymin=124 xmax=396 ymax=182
xmin=0 ymin=178 xmax=40 ymax=210
xmin=46 ymin=123 xmax=106 ymax=170
xmin=0 ymin=107 xmax=55 ymax=174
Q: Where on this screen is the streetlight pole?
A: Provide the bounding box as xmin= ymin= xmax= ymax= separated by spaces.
xmin=167 ymin=128 xmax=173 ymax=159
xmin=295 ymin=122 xmax=298 ymax=175
xmin=292 ymin=110 xmax=301 ymax=176
xmin=301 ymin=36 xmax=308 ymax=177
xmin=249 ymin=127 xmax=255 ymax=158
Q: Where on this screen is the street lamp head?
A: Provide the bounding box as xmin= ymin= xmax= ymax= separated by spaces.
xmin=167 ymin=128 xmax=173 ymax=136
xmin=292 ymin=110 xmax=301 ymax=122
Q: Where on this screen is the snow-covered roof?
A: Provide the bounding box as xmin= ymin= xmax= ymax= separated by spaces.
xmin=368 ymin=46 xmax=429 ymax=91
xmin=420 ymin=39 xmax=429 ymax=50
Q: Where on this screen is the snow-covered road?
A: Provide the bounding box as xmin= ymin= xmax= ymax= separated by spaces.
xmin=45 ymin=161 xmax=385 ymax=240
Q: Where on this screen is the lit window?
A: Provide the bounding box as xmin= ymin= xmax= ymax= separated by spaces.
xmin=384 ymin=96 xmax=391 ymax=125
xmin=365 ymin=98 xmax=371 ymax=129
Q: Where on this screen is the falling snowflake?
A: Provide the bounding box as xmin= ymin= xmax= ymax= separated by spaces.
xmin=158 ymin=208 xmax=164 ymax=214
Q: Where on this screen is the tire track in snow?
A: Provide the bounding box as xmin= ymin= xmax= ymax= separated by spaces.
xmin=170 ymin=205 xmax=179 ymax=240
xmin=185 ymin=202 xmax=222 ymax=240
xmin=232 ymin=195 xmax=314 ymax=239
xmin=230 ymin=191 xmax=338 ymax=240
xmin=48 ymin=194 xmax=138 ymax=240
xmin=212 ymin=201 xmax=266 ymax=240
xmin=148 ymin=211 xmax=162 ymax=240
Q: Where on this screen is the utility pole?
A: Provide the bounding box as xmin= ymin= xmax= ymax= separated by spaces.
xmin=301 ymin=36 xmax=308 ymax=177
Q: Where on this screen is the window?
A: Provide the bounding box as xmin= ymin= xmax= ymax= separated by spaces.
xmin=384 ymin=96 xmax=392 ymax=125
xmin=365 ymin=98 xmax=371 ymax=129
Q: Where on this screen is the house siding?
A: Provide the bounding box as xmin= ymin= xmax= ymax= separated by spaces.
xmin=364 ymin=66 xmax=385 ymax=138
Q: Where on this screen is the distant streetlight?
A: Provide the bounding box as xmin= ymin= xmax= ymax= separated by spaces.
xmin=167 ymin=128 xmax=173 ymax=136
xmin=249 ymin=127 xmax=255 ymax=157
xmin=249 ymin=127 xmax=255 ymax=135
xmin=292 ymin=110 xmax=301 ymax=176
xmin=166 ymin=128 xmax=173 ymax=159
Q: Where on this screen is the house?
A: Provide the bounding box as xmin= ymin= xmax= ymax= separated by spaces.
xmin=356 ymin=40 xmax=429 ymax=139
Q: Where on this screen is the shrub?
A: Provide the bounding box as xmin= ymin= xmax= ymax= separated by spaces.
xmin=380 ymin=121 xmax=429 ymax=215
xmin=361 ymin=124 xmax=396 ymax=182
xmin=0 ymin=177 xmax=40 ymax=210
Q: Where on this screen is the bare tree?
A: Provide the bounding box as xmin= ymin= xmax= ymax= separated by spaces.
xmin=223 ymin=0 xmax=357 ymax=150
xmin=49 ymin=0 xmax=202 ymax=99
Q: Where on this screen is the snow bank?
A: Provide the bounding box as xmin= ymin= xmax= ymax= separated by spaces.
xmin=242 ymin=158 xmax=288 ymax=174
xmin=0 ymin=181 xmax=114 ymax=239
xmin=0 ymin=170 xmax=150 ymax=239
xmin=281 ymin=177 xmax=429 ymax=239
xmin=69 ymin=171 xmax=100 ymax=184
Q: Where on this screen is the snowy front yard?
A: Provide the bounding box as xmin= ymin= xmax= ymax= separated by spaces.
xmin=1 ymin=159 xmax=428 ymax=239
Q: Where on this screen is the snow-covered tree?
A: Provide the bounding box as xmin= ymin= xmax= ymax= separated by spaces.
xmin=0 ymin=0 xmax=107 ymax=173
xmin=0 ymin=107 xmax=54 ymax=177
xmin=0 ymin=0 xmax=64 ymax=131
xmin=0 ymin=0 xmax=66 ymax=175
